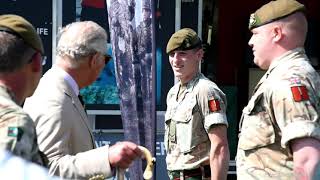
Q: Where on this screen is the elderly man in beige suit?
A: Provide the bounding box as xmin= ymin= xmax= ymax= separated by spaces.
xmin=23 ymin=21 xmax=142 ymax=179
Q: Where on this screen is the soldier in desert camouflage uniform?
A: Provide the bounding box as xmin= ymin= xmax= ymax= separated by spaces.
xmin=108 ymin=0 xmax=137 ymax=105
xmin=237 ymin=0 xmax=320 ymax=179
xmin=0 ymin=14 xmax=47 ymax=166
xmin=136 ymin=1 xmax=152 ymax=123
xmin=137 ymin=1 xmax=152 ymax=60
xmin=165 ymin=28 xmax=229 ymax=180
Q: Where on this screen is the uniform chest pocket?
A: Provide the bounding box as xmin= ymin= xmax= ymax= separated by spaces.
xmin=238 ymin=93 xmax=275 ymax=150
xmin=171 ymin=97 xmax=196 ymax=123
xmin=167 ymin=97 xmax=205 ymax=153
xmin=164 ymin=98 xmax=194 ymax=125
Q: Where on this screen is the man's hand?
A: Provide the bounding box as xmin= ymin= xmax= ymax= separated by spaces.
xmin=108 ymin=141 xmax=143 ymax=169
xmin=291 ymin=137 xmax=320 ymax=180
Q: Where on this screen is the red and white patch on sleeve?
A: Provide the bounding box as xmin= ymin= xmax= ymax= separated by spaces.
xmin=291 ymin=85 xmax=309 ymax=102
xmin=209 ymin=99 xmax=221 ymax=112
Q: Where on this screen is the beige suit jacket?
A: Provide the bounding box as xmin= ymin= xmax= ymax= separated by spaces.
xmin=24 ymin=67 xmax=112 ymax=179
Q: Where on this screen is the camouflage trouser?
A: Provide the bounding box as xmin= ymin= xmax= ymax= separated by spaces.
xmin=168 ymin=170 xmax=210 ymax=180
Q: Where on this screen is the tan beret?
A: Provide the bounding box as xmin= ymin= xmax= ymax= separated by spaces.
xmin=249 ymin=0 xmax=305 ymax=30
xmin=0 ymin=14 xmax=44 ymax=54
xmin=166 ymin=28 xmax=202 ymax=54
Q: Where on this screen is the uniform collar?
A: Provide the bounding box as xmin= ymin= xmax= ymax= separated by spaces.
xmin=252 ymin=48 xmax=305 ymax=95
xmin=0 ymin=85 xmax=17 ymax=104
xmin=179 ymin=72 xmax=202 ymax=92
xmin=267 ymin=47 xmax=305 ymax=75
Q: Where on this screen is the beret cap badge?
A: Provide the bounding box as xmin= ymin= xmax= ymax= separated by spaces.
xmin=249 ymin=13 xmax=257 ymax=29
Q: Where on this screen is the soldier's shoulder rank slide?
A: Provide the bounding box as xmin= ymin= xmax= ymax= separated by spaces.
xmin=289 ymin=77 xmax=309 ymax=102
xmin=209 ymin=99 xmax=220 ymax=112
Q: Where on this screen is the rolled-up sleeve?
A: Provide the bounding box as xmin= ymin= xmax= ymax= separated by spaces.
xmin=270 ymin=79 xmax=320 ymax=148
xmin=198 ymin=83 xmax=228 ymax=132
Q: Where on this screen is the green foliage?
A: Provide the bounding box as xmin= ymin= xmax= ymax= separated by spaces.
xmin=80 ymin=84 xmax=119 ymax=104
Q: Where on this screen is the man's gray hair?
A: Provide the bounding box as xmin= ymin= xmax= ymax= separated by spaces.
xmin=56 ymin=21 xmax=107 ymax=60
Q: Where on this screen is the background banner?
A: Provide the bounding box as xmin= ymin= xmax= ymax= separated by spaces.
xmin=106 ymin=0 xmax=156 ymax=179
xmin=0 ymin=0 xmax=52 ymax=73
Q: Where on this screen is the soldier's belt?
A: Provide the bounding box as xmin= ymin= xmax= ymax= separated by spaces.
xmin=168 ymin=165 xmax=211 ymax=179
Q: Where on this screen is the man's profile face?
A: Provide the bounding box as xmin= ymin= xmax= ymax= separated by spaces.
xmin=248 ymin=24 xmax=274 ymax=70
xmin=168 ymin=48 xmax=201 ymax=82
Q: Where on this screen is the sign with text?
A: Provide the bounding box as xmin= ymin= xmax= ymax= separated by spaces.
xmin=0 ymin=0 xmax=52 ymax=72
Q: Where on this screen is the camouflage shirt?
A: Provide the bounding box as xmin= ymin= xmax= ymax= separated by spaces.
xmin=237 ymin=48 xmax=320 ymax=179
xmin=0 ymin=85 xmax=46 ymax=166
xmin=165 ymin=73 xmax=228 ymax=171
